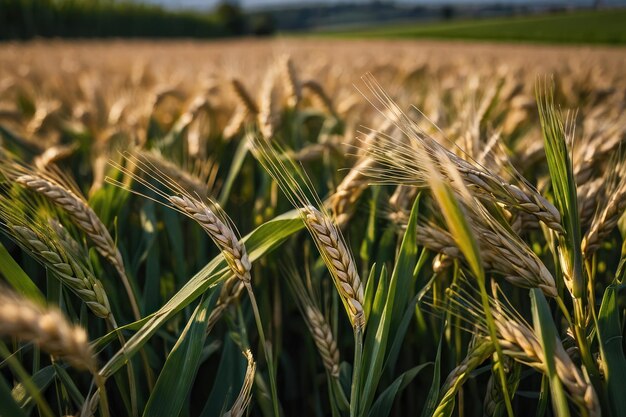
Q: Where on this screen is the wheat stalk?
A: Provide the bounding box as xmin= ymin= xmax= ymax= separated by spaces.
xmin=0 ymin=289 xmax=95 ymax=372
xmin=251 ymin=137 xmax=365 ymax=329
xmin=258 ymin=67 xmax=279 ymax=139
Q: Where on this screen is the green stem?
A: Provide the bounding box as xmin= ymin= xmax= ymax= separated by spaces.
xmin=107 ymin=316 xmax=138 ymax=417
xmin=572 ymin=298 xmax=599 ymax=380
xmin=332 ymin=376 xmax=350 ymax=411
xmin=350 ymin=327 xmax=363 ymax=417
xmin=94 ymin=374 xmax=110 ymax=417
xmin=245 ymin=283 xmax=280 ymax=417
xmin=475 ymin=277 xmax=515 ymax=417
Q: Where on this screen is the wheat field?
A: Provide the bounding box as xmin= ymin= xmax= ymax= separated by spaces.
xmin=0 ymin=39 xmax=625 ymax=417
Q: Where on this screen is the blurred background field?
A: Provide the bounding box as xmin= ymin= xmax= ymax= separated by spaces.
xmin=2 ymin=0 xmax=626 ymax=43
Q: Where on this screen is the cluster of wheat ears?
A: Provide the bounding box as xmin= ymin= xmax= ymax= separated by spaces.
xmin=0 ymin=41 xmax=625 ymax=417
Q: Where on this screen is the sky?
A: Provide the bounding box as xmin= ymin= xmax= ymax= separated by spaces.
xmin=143 ymin=0 xmax=608 ymax=11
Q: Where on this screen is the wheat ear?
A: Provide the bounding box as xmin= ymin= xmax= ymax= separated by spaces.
xmin=251 ymin=138 xmax=365 ymax=329
xmin=15 ymin=174 xmax=140 ymax=319
xmin=281 ymin=55 xmax=301 ymax=108
xmin=301 ymin=205 xmax=365 ymax=329
xmin=169 ymin=194 xmax=251 ymax=282
xmin=582 ymin=180 xmax=626 ymax=258
xmin=286 ymin=264 xmax=341 ymax=378
xmin=9 ymin=224 xmax=112 ymax=320
xmin=0 ymin=290 xmax=95 ymax=372
xmin=434 ymin=341 xmax=495 ymax=417
xmin=305 ymin=306 xmax=341 ymax=378
xmin=231 ymin=78 xmax=259 ymax=115
xmin=224 ymin=350 xmax=256 ymax=417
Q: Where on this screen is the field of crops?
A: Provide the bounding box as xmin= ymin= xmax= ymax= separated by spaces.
xmin=320 ymin=9 xmax=626 ymax=44
xmin=0 ymin=39 xmax=625 ymax=417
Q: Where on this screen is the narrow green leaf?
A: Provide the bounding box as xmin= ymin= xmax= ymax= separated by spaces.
xmin=597 ymin=285 xmax=626 ymax=417
xmin=383 ymin=293 xmax=420 ymax=377
xmin=368 ymin=363 xmax=431 ymax=417
xmin=360 ymin=196 xmax=420 ymax=414
xmin=199 ymin=336 xmax=246 ymax=417
xmin=363 ymin=262 xmax=378 ymax=322
xmin=362 ymin=265 xmax=388 ymax=377
xmin=52 ymin=364 xmax=84 ymax=408
xmin=420 ymin=333 xmax=442 ymax=417
xmin=218 ymin=137 xmax=250 ymax=206
xmin=143 ymin=293 xmax=217 ymax=417
xmin=536 ymin=85 xmax=582 ymax=298
xmin=0 ymin=242 xmax=45 ymax=304
xmin=530 ymin=289 xmax=570 ymax=417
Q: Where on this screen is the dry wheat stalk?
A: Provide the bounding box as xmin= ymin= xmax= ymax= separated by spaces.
xmin=223 ymin=350 xmax=256 ymax=417
xmin=0 ymin=290 xmax=95 ymax=371
xmin=258 ymin=68 xmax=279 ymax=139
xmin=14 ymin=173 xmax=139 ymax=319
xmin=281 ymin=55 xmax=301 ymax=108
xmin=301 ymin=205 xmax=365 ymax=329
xmin=301 ymin=79 xmax=335 ymax=115
xmin=582 ymin=180 xmax=626 ymax=258
xmin=231 ymin=78 xmax=259 ymax=115
xmin=577 ymin=178 xmax=604 ymax=229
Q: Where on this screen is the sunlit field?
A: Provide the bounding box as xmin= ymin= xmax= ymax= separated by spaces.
xmin=1 ymin=39 xmax=625 ymax=417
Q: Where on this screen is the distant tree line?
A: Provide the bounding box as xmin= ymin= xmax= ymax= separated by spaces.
xmin=0 ymin=0 xmax=275 ymax=40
